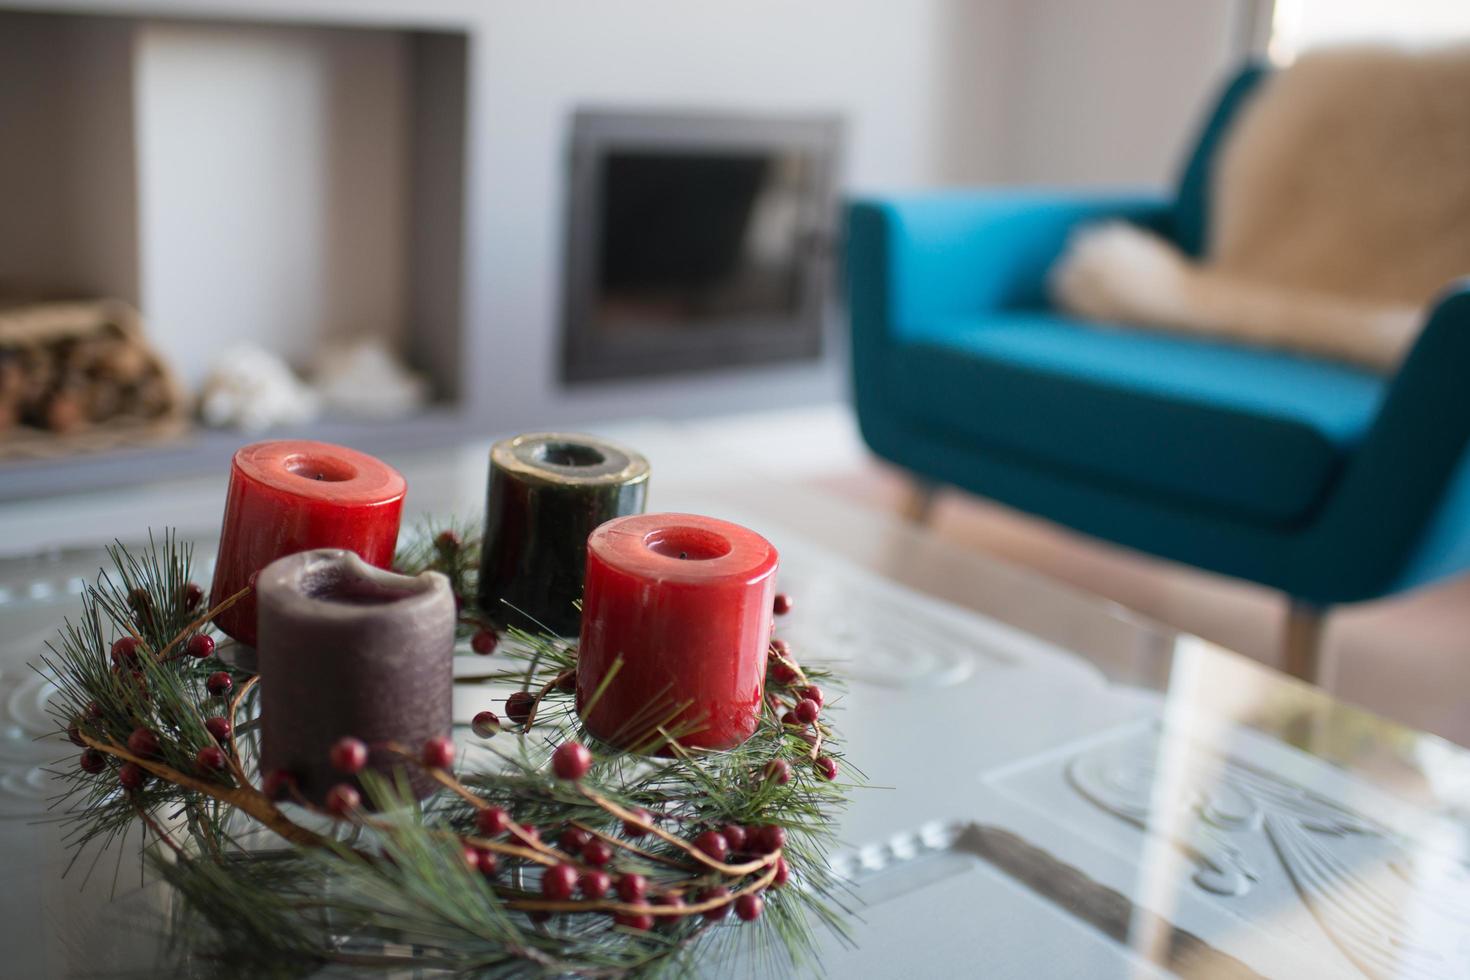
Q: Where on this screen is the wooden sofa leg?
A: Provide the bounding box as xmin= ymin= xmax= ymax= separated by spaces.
xmin=900 ymin=478 xmax=939 ymax=524
xmin=1282 ymin=600 xmax=1329 ymax=685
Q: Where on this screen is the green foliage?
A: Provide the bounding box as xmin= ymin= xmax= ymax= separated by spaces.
xmin=38 ymin=532 xmax=251 ymax=878
xmin=36 ymin=529 xmax=857 ymax=977
xmin=394 ymin=519 xmax=483 ymax=638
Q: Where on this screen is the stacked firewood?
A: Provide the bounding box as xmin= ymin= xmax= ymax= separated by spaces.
xmin=0 ymin=300 xmax=183 ymax=444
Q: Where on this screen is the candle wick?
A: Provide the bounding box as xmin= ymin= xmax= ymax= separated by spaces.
xmin=679 ymin=551 xmax=687 ymax=560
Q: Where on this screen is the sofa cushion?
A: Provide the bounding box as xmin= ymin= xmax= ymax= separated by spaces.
xmin=888 ymin=312 xmax=1387 ymax=525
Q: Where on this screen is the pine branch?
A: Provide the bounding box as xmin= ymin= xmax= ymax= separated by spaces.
xmin=33 ymin=527 xmax=858 ymax=977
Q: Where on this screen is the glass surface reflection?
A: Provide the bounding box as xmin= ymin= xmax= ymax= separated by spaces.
xmin=5 ymin=473 xmax=1470 ymax=978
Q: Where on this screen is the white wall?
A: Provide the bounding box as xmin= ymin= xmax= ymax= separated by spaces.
xmin=999 ymin=0 xmax=1249 ymax=187
xmin=929 ymin=0 xmax=1022 ymax=185
xmin=1 ymin=0 xmax=1247 ymax=434
xmin=459 ymin=0 xmax=1016 ymax=427
xmin=1273 ymin=0 xmax=1470 ymax=59
xmin=136 ymin=22 xmax=410 ymax=385
xmin=456 ymin=0 xmax=1252 ymax=426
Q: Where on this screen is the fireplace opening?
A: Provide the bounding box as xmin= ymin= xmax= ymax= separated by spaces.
xmin=560 ymin=110 xmax=842 ymax=384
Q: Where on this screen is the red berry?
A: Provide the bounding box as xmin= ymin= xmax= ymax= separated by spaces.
xmin=552 ymin=742 xmax=592 ymax=781
xmin=579 ymin=869 xmax=611 ymax=899
xmin=329 ymin=736 xmax=369 ymax=774
xmin=516 ymin=824 xmax=541 ymax=844
xmin=471 ymin=629 xmax=497 ymax=655
xmin=118 ymin=762 xmax=146 ymax=791
xmin=799 ymin=684 xmax=824 ymax=708
xmin=617 ymin=873 xmax=647 ymax=903
xmin=694 ymin=830 xmax=728 ymax=862
xmin=735 ymin=893 xmax=764 ymax=921
xmin=542 ymin=863 xmax=577 ymax=900
xmin=654 ymin=892 xmax=686 ymax=915
xmin=263 ymin=770 xmax=299 ymax=800
xmin=196 ymin=746 xmax=226 ymax=771
xmin=471 ymin=710 xmax=501 ymax=738
xmin=582 ymin=839 xmax=613 ymax=867
xmin=66 ymin=722 xmax=85 ymax=747
xmin=79 ymin=748 xmax=106 ymax=774
xmin=421 ymin=735 xmax=455 ymax=770
xmin=764 ymin=759 xmax=792 ymax=785
xmin=476 ymin=806 xmax=509 ymax=837
xmin=127 ymin=727 xmax=160 ymax=758
xmin=614 ymin=912 xmax=653 ymax=931
xmin=723 ymin=823 xmax=748 ymax=851
xmin=505 ymin=690 xmax=535 ymax=725
xmin=700 ymin=885 xmax=731 ymax=920
xmin=793 ymin=698 xmax=820 ymax=724
xmin=773 ymin=593 xmax=793 ymax=615
xmin=478 ymin=849 xmax=499 ymax=876
xmin=325 ymin=783 xmax=360 ymax=816
xmin=815 ymin=756 xmax=839 ymax=781
xmin=183 ymin=582 xmax=205 ymax=609
xmin=205 ymin=716 xmax=232 ymax=741
xmin=771 ymin=659 xmax=799 ymax=685
xmin=123 ymin=670 xmax=149 ymax=697
xmin=622 ymin=808 xmax=653 ymax=838
xmin=206 ymin=671 xmax=233 ymax=697
xmin=462 ymin=844 xmax=481 ymax=872
xmin=435 ymin=529 xmax=461 ymax=551
xmin=187 ymin=634 xmax=215 ymax=659
xmin=560 ymin=826 xmax=591 ymax=854
xmin=772 ymin=855 xmax=791 ymax=886
xmin=769 ymin=638 xmax=790 ymax=658
xmin=752 ymin=825 xmax=786 ymax=853
xmin=86 ymin=701 xmax=104 ymax=719
xmin=110 ymin=635 xmax=141 ymax=666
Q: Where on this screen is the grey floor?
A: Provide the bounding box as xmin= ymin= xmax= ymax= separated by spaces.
xmin=813 ymin=461 xmax=1470 ymax=750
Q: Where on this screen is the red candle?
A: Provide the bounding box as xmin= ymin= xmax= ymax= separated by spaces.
xmin=210 ymin=440 xmax=407 ymax=646
xmin=576 ymin=513 xmax=778 ymax=751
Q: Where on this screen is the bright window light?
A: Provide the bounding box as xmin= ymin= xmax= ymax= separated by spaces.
xmin=1270 ymin=0 xmax=1470 ymax=63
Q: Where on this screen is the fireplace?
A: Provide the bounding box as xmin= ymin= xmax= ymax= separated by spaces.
xmin=560 ymin=110 xmax=842 ymax=383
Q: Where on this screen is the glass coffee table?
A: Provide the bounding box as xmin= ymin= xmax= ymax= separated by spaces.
xmin=1 ymin=437 xmax=1467 ymax=978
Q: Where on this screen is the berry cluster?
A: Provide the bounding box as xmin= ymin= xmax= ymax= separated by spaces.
xmin=293 ymin=733 xmax=790 ymax=931
xmin=60 ymin=572 xmax=836 ymax=965
xmin=422 ymin=528 xmax=504 ymax=648
xmin=68 ymin=581 xmax=238 ymax=794
xmin=764 ymin=611 xmax=841 ymax=784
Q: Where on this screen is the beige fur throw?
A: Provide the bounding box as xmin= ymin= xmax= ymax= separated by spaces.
xmin=1052 ymin=44 xmax=1470 ymax=372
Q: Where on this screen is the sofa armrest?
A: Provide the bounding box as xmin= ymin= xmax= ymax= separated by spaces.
xmin=1308 ymin=280 xmax=1470 ymax=597
xmin=844 ymin=189 xmax=1171 ymax=483
xmin=845 ymin=190 xmax=1171 ymax=340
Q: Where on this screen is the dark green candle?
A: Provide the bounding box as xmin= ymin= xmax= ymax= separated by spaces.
xmin=479 ymin=432 xmax=649 ymax=636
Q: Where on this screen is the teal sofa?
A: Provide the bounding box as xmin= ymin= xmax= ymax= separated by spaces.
xmin=846 ymin=66 xmax=1470 ymax=677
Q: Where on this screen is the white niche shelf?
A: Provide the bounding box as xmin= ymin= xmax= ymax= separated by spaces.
xmin=0 ymin=8 xmax=471 ymax=498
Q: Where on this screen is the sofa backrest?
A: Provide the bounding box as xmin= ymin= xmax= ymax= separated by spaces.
xmin=1172 ymin=64 xmax=1269 ymax=259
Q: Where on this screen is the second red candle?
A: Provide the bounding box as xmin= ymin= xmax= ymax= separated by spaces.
xmin=576 ymin=513 xmax=778 ymax=751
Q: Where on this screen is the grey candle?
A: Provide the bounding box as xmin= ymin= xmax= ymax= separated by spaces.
xmin=256 ymin=549 xmax=454 ymax=805
xmin=479 ymin=432 xmax=650 ymax=637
